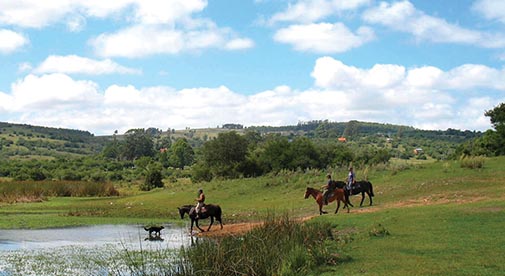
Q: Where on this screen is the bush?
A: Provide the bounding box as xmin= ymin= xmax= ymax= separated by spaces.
xmin=460 ymin=155 xmax=485 ymax=169
xmin=140 ymin=169 xmax=163 ymax=191
xmin=0 ymin=181 xmax=119 ymax=202
xmin=177 ymin=215 xmax=337 ymax=276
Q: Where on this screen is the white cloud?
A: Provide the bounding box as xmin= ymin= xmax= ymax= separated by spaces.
xmin=363 ymin=0 xmax=505 ymax=48
xmin=131 ymin=0 xmax=207 ymax=25
xmin=270 ymin=0 xmax=371 ymax=24
xmin=274 ymin=23 xmax=374 ymax=53
xmin=0 ymin=0 xmax=205 ymax=28
xmin=91 ymin=22 xmax=253 ymax=58
xmin=2 ymin=58 xmax=504 ymax=134
xmin=34 ymin=55 xmax=141 ymax=75
xmin=473 ymin=0 xmax=505 ymax=24
xmin=225 ymin=38 xmax=255 ymax=50
xmin=91 ymin=25 xmax=183 ymax=58
xmin=312 ymin=57 xmax=405 ymax=89
xmin=0 ymin=29 xmax=28 ymax=53
xmin=0 ymin=0 xmax=252 ymax=57
xmin=310 ymin=57 xmax=505 ymax=130
xmin=6 ymin=73 xmax=101 ymax=111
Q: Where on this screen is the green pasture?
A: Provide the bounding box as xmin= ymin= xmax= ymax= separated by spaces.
xmin=0 ymin=157 xmax=504 ymax=274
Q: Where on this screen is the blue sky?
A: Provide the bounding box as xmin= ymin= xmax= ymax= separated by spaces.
xmin=1 ymin=0 xmax=505 ymax=135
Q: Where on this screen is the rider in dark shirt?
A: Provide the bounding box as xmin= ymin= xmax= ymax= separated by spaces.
xmin=322 ymin=174 xmax=335 ymax=205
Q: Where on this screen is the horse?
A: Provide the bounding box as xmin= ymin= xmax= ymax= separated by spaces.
xmin=304 ymin=187 xmax=350 ymax=215
xmin=345 ymin=180 xmax=375 ymax=207
xmin=178 ymin=204 xmax=223 ymax=233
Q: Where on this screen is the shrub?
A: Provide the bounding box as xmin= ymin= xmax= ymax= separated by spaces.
xmin=460 ymin=155 xmax=485 ymax=169
xmin=140 ymin=169 xmax=163 ymax=191
xmin=177 ymin=215 xmax=337 ymax=276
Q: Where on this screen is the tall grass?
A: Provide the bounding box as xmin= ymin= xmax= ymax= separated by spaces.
xmin=459 ymin=155 xmax=485 ymax=169
xmin=0 ymin=181 xmax=119 ymax=203
xmin=176 ymin=214 xmax=338 ymax=276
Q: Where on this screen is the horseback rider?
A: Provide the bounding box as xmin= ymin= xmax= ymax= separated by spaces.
xmin=321 ymin=174 xmax=335 ymax=205
xmin=195 ymin=188 xmax=205 ymax=219
xmin=347 ymin=167 xmax=356 ymax=192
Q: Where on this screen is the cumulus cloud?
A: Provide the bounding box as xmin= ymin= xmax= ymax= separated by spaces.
xmin=0 ymin=0 xmax=143 ymax=31
xmin=0 ymin=29 xmax=29 ymax=53
xmin=270 ymin=0 xmax=371 ymax=24
xmin=225 ymin=38 xmax=255 ymax=50
xmin=7 ymin=74 xmax=101 ymax=111
xmin=91 ymin=22 xmax=253 ymax=57
xmin=0 ymin=0 xmax=204 ymax=28
xmin=473 ymin=0 xmax=505 ymax=24
xmin=363 ymin=0 xmax=505 ymax=48
xmin=0 ymin=0 xmax=253 ymax=57
xmin=2 ymin=58 xmax=503 ymax=134
xmin=274 ymin=23 xmax=374 ymax=53
xmin=33 ymin=55 xmax=141 ymax=75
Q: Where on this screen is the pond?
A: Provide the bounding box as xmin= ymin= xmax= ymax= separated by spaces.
xmin=0 ymin=224 xmax=192 ymax=275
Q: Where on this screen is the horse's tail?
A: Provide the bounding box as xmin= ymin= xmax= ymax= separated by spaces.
xmin=368 ymin=181 xmax=375 ymax=197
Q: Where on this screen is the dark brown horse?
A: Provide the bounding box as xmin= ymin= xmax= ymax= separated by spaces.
xmin=345 ymin=180 xmax=375 ymax=207
xmin=304 ymin=187 xmax=350 ymax=215
xmin=178 ymin=204 xmax=223 ymax=233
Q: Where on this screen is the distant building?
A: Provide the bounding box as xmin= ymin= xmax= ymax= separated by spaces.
xmin=338 ymin=137 xmax=347 ymax=142
xmin=413 ymin=148 xmax=423 ymax=155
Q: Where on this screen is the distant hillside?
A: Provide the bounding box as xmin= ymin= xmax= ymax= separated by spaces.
xmin=0 ymin=122 xmax=108 ymax=160
xmin=0 ymin=120 xmax=482 ymax=161
xmin=248 ymin=120 xmax=481 ymax=142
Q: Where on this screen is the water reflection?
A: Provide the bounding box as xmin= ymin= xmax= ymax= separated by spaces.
xmin=0 ymin=224 xmax=187 ymax=251
xmin=0 ymin=224 xmax=191 ymax=275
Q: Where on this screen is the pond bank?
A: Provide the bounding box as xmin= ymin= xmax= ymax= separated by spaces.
xmin=0 ymin=224 xmax=190 ymax=275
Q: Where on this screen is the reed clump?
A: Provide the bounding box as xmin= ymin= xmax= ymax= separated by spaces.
xmin=178 ymin=214 xmax=338 ymax=276
xmin=0 ymin=181 xmax=119 ymax=203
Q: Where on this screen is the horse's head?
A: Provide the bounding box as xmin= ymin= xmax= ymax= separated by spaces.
xmin=177 ymin=207 xmax=185 ymax=219
xmin=304 ymin=187 xmax=311 ymax=199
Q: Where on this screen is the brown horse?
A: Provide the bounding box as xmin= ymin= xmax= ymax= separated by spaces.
xmin=304 ymin=187 xmax=350 ymax=215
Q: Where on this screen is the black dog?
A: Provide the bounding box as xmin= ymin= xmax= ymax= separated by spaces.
xmin=144 ymin=225 xmax=164 ymax=236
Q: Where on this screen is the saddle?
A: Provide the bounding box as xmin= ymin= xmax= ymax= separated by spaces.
xmin=346 ymin=183 xmax=361 ymax=192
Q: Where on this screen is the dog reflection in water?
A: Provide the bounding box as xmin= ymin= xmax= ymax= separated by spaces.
xmin=144 ymin=225 xmax=165 ymax=241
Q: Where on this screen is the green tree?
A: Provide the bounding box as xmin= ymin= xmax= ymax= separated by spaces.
xmin=169 ymin=138 xmax=194 ymax=169
xmin=257 ymin=135 xmax=292 ymax=172
xmin=484 ymin=103 xmax=505 ymax=155
xmin=135 ymin=157 xmax=163 ymax=191
xmin=122 ymin=129 xmax=155 ymax=160
xmin=343 ymin=120 xmax=360 ymax=138
xmin=288 ymin=137 xmax=320 ymax=169
xmin=200 ymin=131 xmax=248 ymax=178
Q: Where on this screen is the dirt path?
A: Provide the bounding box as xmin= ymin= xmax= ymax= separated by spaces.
xmin=197 ymin=215 xmax=317 ymax=237
xmin=195 ymin=193 xmax=499 ymax=237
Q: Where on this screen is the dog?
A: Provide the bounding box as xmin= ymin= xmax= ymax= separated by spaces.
xmin=144 ymin=225 xmax=164 ymax=236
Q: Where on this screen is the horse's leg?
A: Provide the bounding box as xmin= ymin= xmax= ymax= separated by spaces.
xmin=218 ymin=215 xmax=223 ymax=229
xmin=195 ymin=219 xmax=205 ymax=232
xmin=360 ymin=191 xmax=365 ymax=207
xmin=318 ymin=200 xmax=327 ymax=215
xmin=346 ymin=191 xmax=354 ymax=207
xmin=335 ymin=200 xmax=340 ymax=214
xmin=368 ymin=190 xmax=373 ymax=206
xmin=207 ymin=216 xmax=214 ymax=231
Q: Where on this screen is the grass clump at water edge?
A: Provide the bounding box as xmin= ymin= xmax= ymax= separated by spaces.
xmin=177 ymin=214 xmax=341 ymax=276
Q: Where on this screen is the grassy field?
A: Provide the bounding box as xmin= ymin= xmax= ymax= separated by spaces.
xmin=0 ymin=157 xmax=504 ymax=274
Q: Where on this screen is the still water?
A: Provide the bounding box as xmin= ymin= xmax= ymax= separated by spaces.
xmin=0 ymin=224 xmax=191 ymax=275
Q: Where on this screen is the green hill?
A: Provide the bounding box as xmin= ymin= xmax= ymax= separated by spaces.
xmin=0 ymin=120 xmax=482 ymax=161
xmin=0 ymin=122 xmax=108 ymax=160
